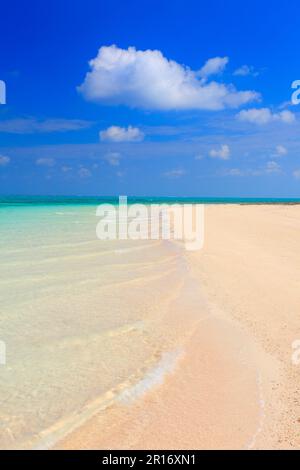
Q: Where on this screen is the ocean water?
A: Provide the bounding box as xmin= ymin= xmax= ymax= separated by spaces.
xmin=0 ymin=199 xmax=197 ymax=449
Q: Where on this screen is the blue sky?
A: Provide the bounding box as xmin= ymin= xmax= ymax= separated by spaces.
xmin=1 ymin=0 xmax=300 ymax=197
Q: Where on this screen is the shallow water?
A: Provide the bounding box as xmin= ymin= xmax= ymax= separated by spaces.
xmin=0 ymin=204 xmax=189 ymax=449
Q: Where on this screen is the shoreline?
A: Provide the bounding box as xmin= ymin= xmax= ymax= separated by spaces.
xmin=54 ymin=204 xmax=300 ymax=450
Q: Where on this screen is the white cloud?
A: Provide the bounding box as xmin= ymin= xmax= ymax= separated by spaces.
xmin=237 ymin=108 xmax=296 ymax=125
xmin=0 ymin=118 xmax=92 ymax=134
xmin=233 ymin=65 xmax=258 ymax=77
xmin=100 ymin=125 xmax=144 ymax=142
xmin=0 ymin=155 xmax=10 ymax=166
xmin=199 ymin=56 xmax=228 ymax=78
xmin=163 ymin=169 xmax=187 ymax=179
xmin=79 ymin=45 xmax=259 ymax=111
xmin=274 ymin=145 xmax=288 ymax=157
xmin=209 ymin=144 xmax=230 ymax=160
xmin=78 ymin=167 xmax=91 ymax=178
xmin=293 ymin=169 xmax=300 ymax=180
xmin=266 ymin=161 xmax=281 ymax=174
xmin=104 ymin=152 xmax=121 ymax=166
xmin=36 ymin=158 xmax=55 ymax=167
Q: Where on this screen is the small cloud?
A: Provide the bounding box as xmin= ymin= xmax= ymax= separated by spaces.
xmin=36 ymin=158 xmax=55 ymax=167
xmin=274 ymin=145 xmax=288 ymax=157
xmin=100 ymin=125 xmax=144 ymax=142
xmin=61 ymin=165 xmax=72 ymax=173
xmin=0 ymin=155 xmax=10 ymax=166
xmin=209 ymin=144 xmax=230 ymax=160
xmin=266 ymin=161 xmax=281 ymax=174
xmin=104 ymin=152 xmax=121 ymax=166
xmin=78 ymin=167 xmax=92 ymax=178
xmin=163 ymin=169 xmax=187 ymax=179
xmin=293 ymin=169 xmax=300 ymax=180
xmin=233 ymin=65 xmax=258 ymax=77
xmin=226 ymin=168 xmax=244 ymax=176
xmin=199 ymin=56 xmax=229 ymax=78
xmin=195 ymin=154 xmax=204 ymax=160
xmin=237 ymin=108 xmax=296 ymax=125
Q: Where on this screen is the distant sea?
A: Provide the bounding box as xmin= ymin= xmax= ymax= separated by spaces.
xmin=1 ymin=195 xmax=300 ymax=207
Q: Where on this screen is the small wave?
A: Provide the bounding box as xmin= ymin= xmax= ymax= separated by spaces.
xmin=31 ymin=348 xmax=182 ymax=450
xmin=118 ymin=349 xmax=183 ymax=405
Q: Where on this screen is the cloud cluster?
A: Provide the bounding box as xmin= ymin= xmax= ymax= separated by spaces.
xmin=79 ymin=45 xmax=259 ymax=111
xmin=237 ymin=108 xmax=295 ymax=125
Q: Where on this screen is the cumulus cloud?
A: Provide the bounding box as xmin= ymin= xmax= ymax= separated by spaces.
xmin=0 ymin=155 xmax=10 ymax=166
xmin=237 ymin=108 xmax=296 ymax=125
xmin=100 ymin=125 xmax=144 ymax=142
xmin=199 ymin=56 xmax=228 ymax=78
xmin=209 ymin=144 xmax=230 ymax=160
xmin=0 ymin=118 xmax=92 ymax=134
xmin=36 ymin=158 xmax=55 ymax=167
xmin=104 ymin=152 xmax=121 ymax=166
xmin=79 ymin=45 xmax=259 ymax=111
xmin=163 ymin=169 xmax=187 ymax=179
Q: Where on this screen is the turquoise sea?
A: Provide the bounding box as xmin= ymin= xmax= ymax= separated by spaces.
xmin=1 ymin=195 xmax=300 ymax=207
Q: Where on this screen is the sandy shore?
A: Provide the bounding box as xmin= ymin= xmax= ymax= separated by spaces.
xmin=53 ymin=204 xmax=300 ymax=450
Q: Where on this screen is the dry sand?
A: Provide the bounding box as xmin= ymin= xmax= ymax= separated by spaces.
xmin=55 ymin=205 xmax=300 ymax=450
